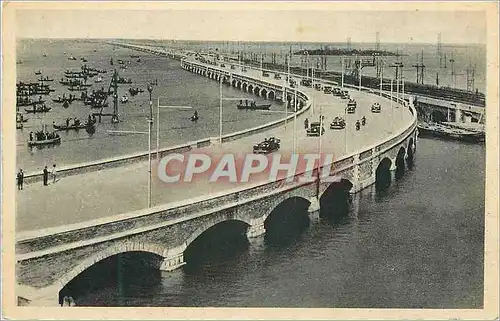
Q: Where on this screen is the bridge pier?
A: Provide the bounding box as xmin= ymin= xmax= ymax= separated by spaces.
xmin=246 ymin=217 xmax=266 ymax=238
xmin=159 ymin=245 xmax=186 ymax=273
xmin=307 ymin=196 xmax=320 ymax=221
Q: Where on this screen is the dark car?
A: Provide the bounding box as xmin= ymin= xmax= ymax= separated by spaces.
xmin=307 ymin=122 xmax=325 ymax=136
xmin=253 ymin=137 xmax=281 ymax=154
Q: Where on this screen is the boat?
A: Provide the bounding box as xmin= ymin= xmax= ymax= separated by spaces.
xmin=417 ymin=122 xmax=485 ymax=143
xmin=42 ymin=53 xmax=47 ymax=57
xmin=68 ymin=55 xmax=77 ymax=60
xmin=17 ymin=122 xmax=24 ymax=130
xmin=371 ymin=102 xmax=381 ymax=113
xmin=323 ymin=86 xmax=332 ymax=94
xmin=330 ymin=117 xmax=346 ymax=129
xmin=115 ymin=77 xmax=132 ymax=84
xmin=34 ymin=70 xmax=42 ymax=75
xmin=237 ymin=101 xmax=271 ymax=110
xmin=28 ymin=136 xmax=61 ymax=147
xmin=130 ymin=55 xmax=140 ymax=58
xmin=38 ymin=76 xmax=54 ymax=82
xmin=25 ymin=106 xmax=51 ymax=113
xmin=53 ymin=119 xmax=96 ymax=131
xmin=128 ymin=87 xmax=144 ymax=96
xmin=120 ymin=95 xmax=129 ymax=103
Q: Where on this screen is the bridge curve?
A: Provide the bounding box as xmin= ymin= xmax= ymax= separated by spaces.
xmin=16 ymin=43 xmax=418 ymax=306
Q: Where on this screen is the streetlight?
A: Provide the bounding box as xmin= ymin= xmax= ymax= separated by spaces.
xmin=341 ymin=56 xmax=345 ymax=88
xmin=147 ymin=83 xmax=155 ymax=208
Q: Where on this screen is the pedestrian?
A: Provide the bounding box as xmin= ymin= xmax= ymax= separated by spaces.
xmin=304 ymin=117 xmax=309 ymax=129
xmin=43 ymin=166 xmax=49 ymax=186
xmin=17 ymin=169 xmax=24 ymax=190
xmin=52 ymin=164 xmax=57 ymax=183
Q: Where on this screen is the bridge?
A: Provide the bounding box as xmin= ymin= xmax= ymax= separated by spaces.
xmin=16 ymin=44 xmax=418 ymax=306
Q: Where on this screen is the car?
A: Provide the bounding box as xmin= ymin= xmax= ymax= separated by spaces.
xmin=314 ymin=83 xmax=322 ymax=91
xmin=274 ymin=73 xmax=282 ymax=80
xmin=307 ymin=122 xmax=325 ymax=136
xmin=346 ymin=99 xmax=357 ymax=113
xmin=332 ymin=88 xmax=342 ymax=96
xmin=371 ymin=102 xmax=381 ymax=113
xmin=330 ymin=117 xmax=346 ymax=129
xmin=253 ymin=137 xmax=281 ymax=154
xmin=323 ymin=86 xmax=332 ymax=94
xmin=300 ymin=78 xmax=312 ymax=87
xmin=262 ymin=71 xmax=270 ymax=77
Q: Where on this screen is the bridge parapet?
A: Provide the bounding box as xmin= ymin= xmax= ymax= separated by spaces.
xmin=16 ymin=45 xmax=418 ymax=306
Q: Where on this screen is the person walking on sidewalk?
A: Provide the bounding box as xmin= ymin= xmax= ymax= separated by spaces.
xmin=43 ymin=166 xmax=49 ymax=186
xmin=52 ymin=164 xmax=57 ymax=183
xmin=17 ymin=169 xmax=24 ymax=190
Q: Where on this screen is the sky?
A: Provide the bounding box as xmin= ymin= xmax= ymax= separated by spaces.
xmin=12 ymin=2 xmax=489 ymax=44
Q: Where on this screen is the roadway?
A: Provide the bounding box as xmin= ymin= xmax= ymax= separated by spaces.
xmin=16 ymin=55 xmax=413 ymax=232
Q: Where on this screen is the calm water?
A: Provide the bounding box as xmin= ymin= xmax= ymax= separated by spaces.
xmin=16 ymin=39 xmax=284 ymax=172
xmin=72 ymin=137 xmax=484 ymax=308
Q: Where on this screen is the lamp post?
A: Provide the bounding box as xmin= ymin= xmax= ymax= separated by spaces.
xmin=341 ymin=56 xmax=345 ymax=88
xmin=344 ymin=106 xmax=348 ymax=154
xmin=390 ymin=79 xmax=394 ymax=134
xmin=147 ymin=83 xmax=154 ymax=208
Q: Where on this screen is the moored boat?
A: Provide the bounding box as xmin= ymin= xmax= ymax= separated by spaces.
xmin=53 ymin=119 xmax=96 ymax=131
xmin=417 ymin=122 xmax=485 ymax=143
xmin=28 ymin=136 xmax=61 ymax=147
xmin=25 ymin=106 xmax=51 ymax=113
xmin=237 ymin=100 xmax=271 ymax=110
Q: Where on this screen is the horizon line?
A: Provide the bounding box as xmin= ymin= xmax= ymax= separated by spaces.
xmin=16 ymin=37 xmax=487 ymax=47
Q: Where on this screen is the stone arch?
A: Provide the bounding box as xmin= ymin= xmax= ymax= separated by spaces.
xmin=268 ymin=90 xmax=276 ymax=100
xmin=184 ymin=218 xmax=252 ymax=250
xmin=319 ymin=179 xmax=353 ymax=218
xmin=254 ymin=86 xmax=261 ymax=96
xmin=236 ymin=81 xmax=242 ymax=89
xmin=248 ymin=84 xmax=254 ymax=93
xmin=242 ymin=83 xmax=248 ymax=91
xmin=232 ymin=79 xmax=237 ymax=87
xmin=260 ymin=88 xmax=268 ymax=99
xmin=261 ymin=187 xmax=314 ymax=224
xmin=395 ymin=147 xmax=406 ymax=179
xmin=375 ymin=157 xmax=392 ymax=190
xmin=263 ymin=196 xmax=312 ymax=241
xmin=53 ymin=242 xmax=168 ymax=296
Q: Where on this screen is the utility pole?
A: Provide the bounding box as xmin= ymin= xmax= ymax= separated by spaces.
xmin=466 ymin=62 xmax=476 ymax=92
xmin=450 ymin=52 xmax=456 ymax=88
xmin=412 ymin=50 xmax=425 ymax=84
